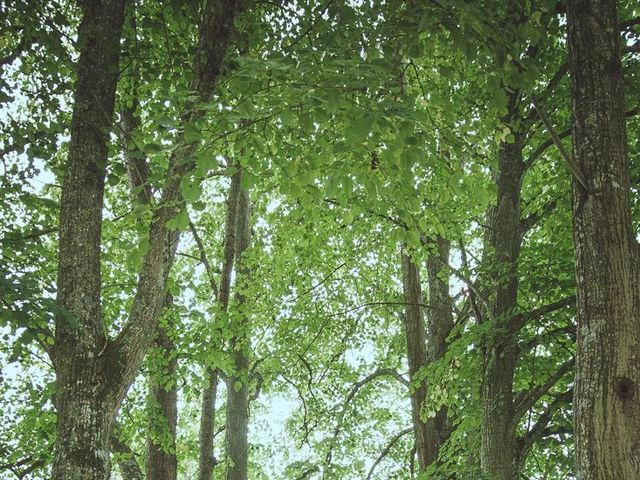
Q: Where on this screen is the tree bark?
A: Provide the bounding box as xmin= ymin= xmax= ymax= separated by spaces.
xmin=52 ymin=2 xmax=242 ymax=479
xmin=198 ymin=167 xmax=243 ymax=480
xmin=225 ymin=186 xmax=252 ymax=480
xmin=51 ymin=2 xmax=127 ymax=479
xmin=567 ymin=1 xmax=640 ymax=478
xmin=146 ymin=325 xmax=178 ymax=480
xmin=479 ymin=107 xmax=525 ymax=480
xmin=401 ymin=250 xmax=436 ymax=470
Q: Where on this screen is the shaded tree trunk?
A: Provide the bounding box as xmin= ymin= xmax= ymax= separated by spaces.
xmin=198 ymin=167 xmax=243 ymax=480
xmin=567 ymin=1 xmax=640 ymax=478
xmin=51 ymin=2 xmax=127 ymax=478
xmin=225 ymin=186 xmax=252 ymax=480
xmin=51 ymin=2 xmax=242 ymax=479
xmin=146 ymin=324 xmax=178 ymax=480
xmin=424 ymin=238 xmax=454 ymax=457
xmin=479 ymin=111 xmax=525 ymax=480
xmin=401 ymin=239 xmax=454 ymax=472
xmin=198 ymin=370 xmax=220 ymax=480
xmin=401 ymin=251 xmax=433 ymax=470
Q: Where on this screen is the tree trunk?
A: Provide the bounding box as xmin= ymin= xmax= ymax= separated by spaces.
xmin=198 ymin=370 xmax=220 ymax=480
xmin=567 ymin=1 xmax=640 ymax=478
xmin=51 ymin=2 xmax=127 ymax=479
xmin=52 ymin=2 xmax=242 ymax=479
xmin=225 ymin=186 xmax=252 ymax=480
xmin=146 ymin=326 xmax=178 ymax=480
xmin=479 ymin=120 xmax=525 ymax=480
xmin=401 ymin=250 xmax=436 ymax=470
xmin=401 ymin=238 xmax=454 ymax=472
xmin=424 ymin=238 xmax=454 ymax=457
xmin=198 ymin=167 xmax=243 ymax=480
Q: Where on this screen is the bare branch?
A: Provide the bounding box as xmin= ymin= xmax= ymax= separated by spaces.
xmin=518 ymin=389 xmax=573 ymax=461
xmin=514 ymin=358 xmax=574 ymax=422
xmin=509 ymin=295 xmax=576 ymax=334
xmin=532 ymin=99 xmax=588 ymax=190
xmin=366 ymin=427 xmax=413 ymax=480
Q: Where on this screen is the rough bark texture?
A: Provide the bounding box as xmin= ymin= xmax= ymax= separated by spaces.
xmin=479 ymin=105 xmax=525 ymax=480
xmin=198 ymin=167 xmax=243 ymax=480
xmin=198 ymin=370 xmax=220 ymax=480
xmin=401 ymin=251 xmax=435 ymax=470
xmin=146 ymin=327 xmax=178 ymax=480
xmin=567 ymin=1 xmax=640 ymax=478
xmin=52 ymin=2 xmax=127 ymax=479
xmin=225 ymin=186 xmax=252 ymax=480
xmin=52 ymin=2 xmax=242 ymax=479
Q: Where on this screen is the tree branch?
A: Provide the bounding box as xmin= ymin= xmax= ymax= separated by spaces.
xmin=111 ymin=0 xmax=243 ymax=400
xmin=508 ymin=295 xmax=576 ymax=334
xmin=520 ymin=197 xmax=559 ymax=235
xmin=366 ymin=427 xmax=413 ymax=480
xmin=531 ymin=98 xmax=588 ymax=190
xmin=325 ymin=368 xmax=409 ymax=466
xmin=518 ymin=389 xmax=573 ymax=461
xmin=514 ymin=358 xmax=574 ymax=422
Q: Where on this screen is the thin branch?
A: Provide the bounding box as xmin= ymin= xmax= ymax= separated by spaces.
xmin=520 ymin=197 xmax=560 ymax=235
xmin=295 ymin=466 xmax=320 ymax=480
xmin=524 ymin=63 xmax=568 ymax=125
xmin=520 ymin=324 xmax=576 ymax=351
xmin=509 ymin=295 xmax=576 ymax=333
xmin=518 ymin=389 xmax=573 ymax=460
xmin=623 ymin=42 xmax=640 ymax=54
xmin=524 ymin=127 xmax=571 ymax=172
xmin=620 ymin=16 xmax=640 ymax=31
xmin=532 ymin=98 xmax=588 ymax=190
xmin=366 ymin=427 xmax=413 ymax=480
xmin=2 ymin=227 xmax=58 ymax=243
xmin=292 ymin=262 xmax=346 ymax=301
xmin=325 ymin=368 xmax=409 ymax=467
xmin=285 ymin=0 xmax=334 ymax=51
xmin=514 ymin=358 xmax=574 ymax=422
xmin=188 ymin=220 xmax=219 ymax=298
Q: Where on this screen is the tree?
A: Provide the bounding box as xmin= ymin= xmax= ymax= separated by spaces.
xmin=567 ymin=0 xmax=640 ymax=478
xmin=50 ymin=2 xmax=242 ymax=478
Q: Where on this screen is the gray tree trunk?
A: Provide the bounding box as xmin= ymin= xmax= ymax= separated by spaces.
xmin=52 ymin=2 xmax=242 ymax=479
xmin=225 ymin=186 xmax=252 ymax=480
xmin=567 ymin=1 xmax=640 ymax=478
xmin=52 ymin=2 xmax=127 ymax=478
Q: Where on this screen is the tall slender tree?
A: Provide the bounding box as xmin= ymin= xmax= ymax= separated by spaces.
xmin=225 ymin=184 xmax=252 ymax=480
